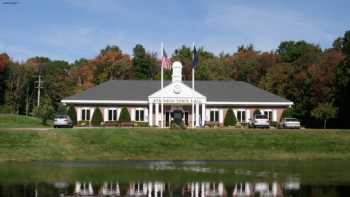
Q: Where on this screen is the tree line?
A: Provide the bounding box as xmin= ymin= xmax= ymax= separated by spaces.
xmin=0 ymin=30 xmax=349 ymax=128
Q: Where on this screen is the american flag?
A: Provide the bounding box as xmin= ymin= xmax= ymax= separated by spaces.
xmin=161 ymin=48 xmax=172 ymax=70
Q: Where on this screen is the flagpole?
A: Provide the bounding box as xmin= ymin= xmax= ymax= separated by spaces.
xmin=161 ymin=42 xmax=164 ymax=128
xmin=192 ymin=43 xmax=195 ymax=128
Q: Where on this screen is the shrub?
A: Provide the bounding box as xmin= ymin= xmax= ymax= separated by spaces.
xmin=224 ymin=108 xmax=237 ymax=126
xmin=91 ymin=108 xmax=103 ymax=126
xmin=281 ymin=107 xmax=295 ymax=120
xmin=253 ymin=109 xmax=261 ymax=115
xmin=0 ymin=105 xmax=11 ymax=113
xmin=67 ymin=106 xmax=77 ymax=125
xmin=32 ymin=98 xmax=55 ymax=125
xmin=170 ymin=120 xmax=186 ymax=129
xmin=78 ymin=120 xmax=90 ymax=127
xmin=134 ymin=122 xmax=149 ymax=127
xmin=119 ymin=106 xmax=131 ymax=122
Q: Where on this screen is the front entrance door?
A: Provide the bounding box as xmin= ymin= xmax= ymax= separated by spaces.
xmin=173 ymin=110 xmax=183 ymax=124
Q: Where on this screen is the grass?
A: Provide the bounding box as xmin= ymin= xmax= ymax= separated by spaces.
xmin=0 ymin=128 xmax=350 ymax=161
xmin=0 ymin=113 xmax=49 ymax=128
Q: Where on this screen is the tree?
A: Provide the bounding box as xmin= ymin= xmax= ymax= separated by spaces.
xmin=67 ymin=105 xmax=77 ymax=125
xmin=277 ymin=41 xmax=322 ymax=68
xmin=335 ymin=30 xmax=350 ymax=128
xmin=0 ymin=53 xmax=11 ymax=105
xmin=119 ymin=106 xmax=131 ymax=122
xmin=311 ymin=103 xmax=337 ymax=129
xmin=281 ymin=107 xmax=296 ymax=120
xmin=132 ymin=44 xmax=159 ymax=79
xmin=93 ymin=45 xmax=133 ymax=84
xmin=91 ymin=108 xmax=103 ymax=126
xmin=32 ymin=98 xmax=55 ymax=125
xmin=224 ymin=109 xmax=237 ymax=126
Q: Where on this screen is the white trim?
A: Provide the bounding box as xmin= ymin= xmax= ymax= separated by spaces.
xmin=206 ymin=101 xmax=293 ymax=106
xmin=61 ymin=99 xmax=148 ymax=104
xmin=62 ymin=100 xmax=292 ymax=106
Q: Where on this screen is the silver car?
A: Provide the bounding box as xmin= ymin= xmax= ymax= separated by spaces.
xmin=248 ymin=114 xmax=270 ymax=128
xmin=54 ymin=115 xmax=73 ymax=128
xmin=280 ymin=118 xmax=301 ymax=129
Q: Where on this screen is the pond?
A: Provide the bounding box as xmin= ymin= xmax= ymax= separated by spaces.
xmin=0 ymin=160 xmax=349 ymax=196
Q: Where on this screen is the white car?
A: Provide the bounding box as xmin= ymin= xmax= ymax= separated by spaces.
xmin=280 ymin=118 xmax=301 ymax=129
xmin=249 ymin=114 xmax=270 ymax=128
xmin=54 ymin=115 xmax=73 ymax=128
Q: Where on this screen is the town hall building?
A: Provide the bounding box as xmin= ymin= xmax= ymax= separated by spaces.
xmin=62 ymin=61 xmax=293 ymax=128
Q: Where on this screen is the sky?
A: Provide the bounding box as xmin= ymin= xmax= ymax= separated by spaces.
xmin=1 ymin=0 xmax=349 ymax=62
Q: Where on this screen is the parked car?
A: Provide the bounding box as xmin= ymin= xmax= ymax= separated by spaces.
xmin=54 ymin=115 xmax=73 ymax=128
xmin=280 ymin=118 xmax=301 ymax=129
xmin=248 ymin=114 xmax=270 ymax=128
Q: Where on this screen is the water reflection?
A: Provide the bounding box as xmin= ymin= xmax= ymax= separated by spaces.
xmin=0 ymin=161 xmax=349 ymax=196
xmin=3 ymin=180 xmax=300 ymax=197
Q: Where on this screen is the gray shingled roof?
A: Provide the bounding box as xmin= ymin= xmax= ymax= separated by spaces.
xmin=63 ymin=80 xmax=290 ymax=103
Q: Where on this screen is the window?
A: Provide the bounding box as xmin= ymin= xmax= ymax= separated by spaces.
xmin=108 ymin=109 xmax=118 ymax=121
xmin=135 ymin=109 xmax=145 ymax=121
xmin=237 ymin=110 xmax=246 ymax=123
xmin=210 ymin=109 xmax=219 ymax=122
xmin=81 ymin=109 xmax=91 ymax=121
xmin=263 ymin=110 xmax=273 ymax=121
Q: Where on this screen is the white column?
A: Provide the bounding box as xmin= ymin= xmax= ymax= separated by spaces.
xmin=77 ymin=107 xmax=81 ymax=121
xmin=149 ymin=103 xmax=153 ymax=126
xmin=201 ymin=103 xmax=206 ymax=126
xmin=104 ymin=108 xmax=108 ymax=122
xmin=195 ymin=103 xmax=200 ymax=127
xmin=219 ymin=109 xmax=224 ymax=124
xmin=131 ymin=108 xmax=135 ymax=121
xmin=155 ymin=103 xmax=159 ymax=126
xmin=273 ymin=110 xmax=277 ymax=122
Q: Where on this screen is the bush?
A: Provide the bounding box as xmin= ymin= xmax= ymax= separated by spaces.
xmin=91 ymin=108 xmax=103 ymax=126
xmin=32 ymin=99 xmax=55 ymax=125
xmin=78 ymin=120 xmax=90 ymax=127
xmin=119 ymin=106 xmax=131 ymax=122
xmin=0 ymin=105 xmax=11 ymax=113
xmin=67 ymin=106 xmax=77 ymax=125
xmin=134 ymin=122 xmax=149 ymax=127
xmin=224 ymin=108 xmax=237 ymax=126
xmin=254 ymin=109 xmax=261 ymax=115
xmin=281 ymin=107 xmax=295 ymax=120
xmin=170 ymin=120 xmax=186 ymax=129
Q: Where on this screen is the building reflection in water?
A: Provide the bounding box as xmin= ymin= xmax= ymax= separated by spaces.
xmin=0 ymin=180 xmax=301 ymax=197
xmin=182 ymin=182 xmax=226 ymax=197
xmin=128 ymin=182 xmax=165 ymax=197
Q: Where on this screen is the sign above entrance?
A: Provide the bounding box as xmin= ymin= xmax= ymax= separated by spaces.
xmin=150 ymin=97 xmax=203 ymax=104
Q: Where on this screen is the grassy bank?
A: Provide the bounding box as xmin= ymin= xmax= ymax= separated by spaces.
xmin=0 ymin=114 xmax=48 ymax=128
xmin=0 ymin=128 xmax=350 ymax=161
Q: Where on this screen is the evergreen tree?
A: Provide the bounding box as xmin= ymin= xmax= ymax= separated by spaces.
xmin=67 ymin=105 xmax=77 ymax=125
xmin=91 ymin=108 xmax=103 ymax=126
xmin=119 ymin=106 xmax=131 ymax=122
xmin=132 ymin=44 xmax=158 ymax=79
xmin=224 ymin=109 xmax=237 ymax=126
xmin=254 ymin=109 xmax=262 ymax=115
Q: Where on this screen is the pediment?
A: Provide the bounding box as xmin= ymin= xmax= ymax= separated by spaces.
xmin=148 ymin=82 xmax=206 ymax=103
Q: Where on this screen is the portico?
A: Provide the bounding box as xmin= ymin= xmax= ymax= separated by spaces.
xmin=148 ymin=61 xmax=206 ymax=128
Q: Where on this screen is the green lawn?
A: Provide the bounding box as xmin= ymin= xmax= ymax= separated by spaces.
xmin=0 ymin=128 xmax=350 ymax=161
xmin=0 ymin=114 xmax=49 ymax=128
